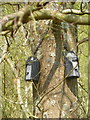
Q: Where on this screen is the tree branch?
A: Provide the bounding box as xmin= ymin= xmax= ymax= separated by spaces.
xmin=62 ymin=9 xmax=90 ymax=15
xmin=77 ymin=37 xmax=88 ymax=46
xmin=0 ymin=6 xmax=90 ymax=35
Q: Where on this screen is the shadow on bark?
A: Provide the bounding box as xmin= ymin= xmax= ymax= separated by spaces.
xmin=66 ymin=78 xmax=78 ymax=97
xmin=42 ymin=21 xmax=63 ymax=92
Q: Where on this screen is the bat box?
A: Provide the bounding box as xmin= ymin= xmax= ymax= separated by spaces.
xmin=64 ymin=51 xmax=80 ymax=79
xmin=25 ymin=56 xmax=40 ymax=83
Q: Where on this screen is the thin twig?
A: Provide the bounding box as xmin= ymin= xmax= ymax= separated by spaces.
xmin=34 ymin=30 xmax=49 ymax=55
xmin=36 ymin=64 xmax=79 ymax=106
xmin=78 ymin=81 xmax=88 ymax=94
xmin=77 ymin=37 xmax=88 ymax=46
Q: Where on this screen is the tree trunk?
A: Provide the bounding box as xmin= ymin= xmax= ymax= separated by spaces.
xmin=34 ymin=19 xmax=79 ymax=118
xmin=0 ymin=63 xmax=2 ymax=119
xmin=88 ymin=2 xmax=90 ymax=118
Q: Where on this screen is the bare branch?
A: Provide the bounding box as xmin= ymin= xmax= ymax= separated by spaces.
xmin=34 ymin=30 xmax=49 ymax=55
xmin=0 ymin=6 xmax=90 ymax=35
xmin=78 ymin=81 xmax=88 ymax=93
xmin=77 ymin=37 xmax=88 ymax=46
xmin=62 ymin=9 xmax=90 ymax=15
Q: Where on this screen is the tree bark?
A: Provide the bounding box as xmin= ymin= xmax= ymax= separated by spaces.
xmin=88 ymin=2 xmax=90 ymax=118
xmin=33 ymin=19 xmax=79 ymax=118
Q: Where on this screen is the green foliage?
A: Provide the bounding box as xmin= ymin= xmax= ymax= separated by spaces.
xmin=78 ymin=25 xmax=88 ymax=117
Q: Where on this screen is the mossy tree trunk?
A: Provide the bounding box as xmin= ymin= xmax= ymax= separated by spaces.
xmin=88 ymin=2 xmax=90 ymax=118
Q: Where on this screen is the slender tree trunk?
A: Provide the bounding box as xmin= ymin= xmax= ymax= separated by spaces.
xmin=0 ymin=67 xmax=2 ymax=119
xmin=88 ymin=2 xmax=90 ymax=118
